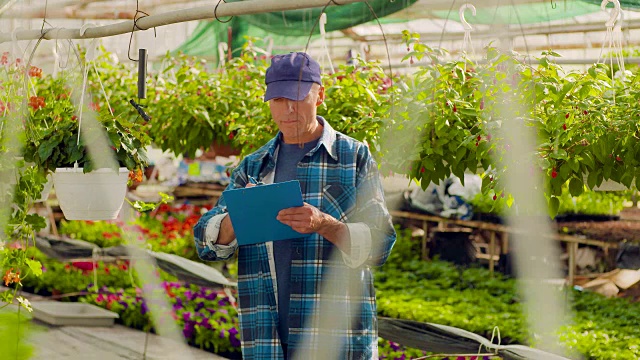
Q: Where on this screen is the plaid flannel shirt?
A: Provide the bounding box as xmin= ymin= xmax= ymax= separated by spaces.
xmin=194 ymin=117 xmax=396 ymax=359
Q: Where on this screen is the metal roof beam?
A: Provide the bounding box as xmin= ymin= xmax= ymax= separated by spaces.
xmin=0 ymin=0 xmax=364 ymax=43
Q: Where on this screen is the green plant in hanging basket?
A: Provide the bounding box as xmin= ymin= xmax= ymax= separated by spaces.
xmin=145 ymin=49 xmax=255 ymax=159
xmin=227 ymin=39 xmax=398 ymax=159
xmin=380 ymin=30 xmax=640 ymax=217
xmin=23 ymin=76 xmax=151 ymax=175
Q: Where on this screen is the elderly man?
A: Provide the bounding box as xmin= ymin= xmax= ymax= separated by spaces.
xmin=194 ymin=52 xmax=395 ymax=360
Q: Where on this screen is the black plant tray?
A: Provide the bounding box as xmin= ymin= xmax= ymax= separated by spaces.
xmin=554 ymin=213 xmax=620 ymax=222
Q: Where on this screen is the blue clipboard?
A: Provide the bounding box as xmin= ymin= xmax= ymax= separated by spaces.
xmin=223 ymin=180 xmax=304 ymax=245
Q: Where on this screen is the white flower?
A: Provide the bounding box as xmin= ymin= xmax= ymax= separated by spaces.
xmin=0 ymin=240 xmax=5 ymax=251
xmin=16 ymin=296 xmax=32 ymax=312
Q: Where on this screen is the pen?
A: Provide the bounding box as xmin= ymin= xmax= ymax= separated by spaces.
xmin=248 ymin=176 xmax=263 ymax=185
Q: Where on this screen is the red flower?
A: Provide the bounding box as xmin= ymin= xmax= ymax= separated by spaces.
xmin=551 ymin=169 xmax=558 ymax=178
xmin=3 ymin=268 xmax=20 ymax=286
xmin=28 ymin=66 xmax=42 ymax=78
xmin=28 ymin=96 xmax=45 ymax=111
xmin=72 ymin=261 xmax=96 ymax=271
xmin=128 ymin=169 xmax=143 ymax=183
xmin=563 ymin=123 xmax=567 ymax=131
xmin=89 ymin=102 xmax=100 ymax=112
xmin=0 ymin=52 xmax=8 ymax=65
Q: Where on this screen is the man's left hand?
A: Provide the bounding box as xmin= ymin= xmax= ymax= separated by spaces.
xmin=277 ymin=202 xmax=351 ymax=253
xmin=276 ymin=202 xmax=326 ymax=234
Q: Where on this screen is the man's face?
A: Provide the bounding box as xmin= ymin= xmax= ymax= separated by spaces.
xmin=269 ymin=84 xmax=325 ymax=144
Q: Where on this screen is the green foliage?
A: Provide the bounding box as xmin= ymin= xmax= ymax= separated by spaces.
xmin=0 ymin=311 xmax=39 ymax=360
xmin=227 ymin=41 xmax=397 ymax=159
xmin=23 ymin=75 xmax=151 ymax=173
xmin=18 ymin=248 xmax=137 ymax=296
xmin=557 ymin=188 xmax=627 ymax=215
xmin=58 ymin=220 xmax=125 ymax=248
xmin=376 ymin=226 xmax=640 ymax=359
xmin=560 ymin=291 xmax=640 ymax=360
xmin=127 ymin=192 xmax=174 ymax=213
xmin=382 ymin=31 xmax=640 ymax=217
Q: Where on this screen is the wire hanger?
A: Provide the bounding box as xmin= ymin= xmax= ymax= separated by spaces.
xmin=459 ymin=3 xmax=477 ymax=69
xmin=318 ymin=13 xmax=335 ymax=74
xmin=218 ymin=41 xmax=228 ymax=67
xmin=598 ymin=0 xmax=625 ymax=102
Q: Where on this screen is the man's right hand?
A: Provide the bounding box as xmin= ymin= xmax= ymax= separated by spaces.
xmin=216 ymin=215 xmax=236 ymax=245
xmin=216 ymin=182 xmax=255 ymax=245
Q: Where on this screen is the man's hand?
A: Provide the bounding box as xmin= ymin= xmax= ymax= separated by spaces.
xmin=276 ymin=202 xmax=326 ymax=234
xmin=277 ymin=202 xmax=351 ymax=254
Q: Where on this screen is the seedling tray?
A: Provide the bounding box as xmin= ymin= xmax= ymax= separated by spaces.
xmin=31 ymin=301 xmax=119 ymax=327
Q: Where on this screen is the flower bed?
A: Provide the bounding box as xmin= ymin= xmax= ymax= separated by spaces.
xmin=81 ymin=282 xmax=241 ymax=357
xmin=375 ymin=227 xmax=640 ymax=359
xmin=57 ymin=202 xmax=212 ymax=262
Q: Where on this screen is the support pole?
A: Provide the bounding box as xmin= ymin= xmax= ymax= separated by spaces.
xmin=568 ymin=242 xmax=578 ymax=287
xmin=421 ymin=220 xmax=429 ymax=261
xmin=0 ymin=0 xmax=364 ymax=44
xmin=489 ymin=231 xmax=496 ymax=275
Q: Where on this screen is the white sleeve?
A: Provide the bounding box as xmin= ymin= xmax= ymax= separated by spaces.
xmin=204 ymin=213 xmax=238 ymax=258
xmin=339 ymin=223 xmax=372 ymax=268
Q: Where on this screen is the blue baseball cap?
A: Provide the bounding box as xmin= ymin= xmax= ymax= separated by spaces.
xmin=264 ymin=52 xmax=322 ymax=102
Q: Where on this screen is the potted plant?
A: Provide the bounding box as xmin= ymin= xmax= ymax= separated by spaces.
xmin=225 ymin=40 xmax=397 ymax=159
xmin=380 ymin=31 xmax=640 ymax=218
xmin=24 ymin=74 xmax=151 ymax=220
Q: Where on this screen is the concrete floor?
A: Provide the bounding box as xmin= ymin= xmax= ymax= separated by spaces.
xmin=27 ymin=322 xmax=228 ymax=360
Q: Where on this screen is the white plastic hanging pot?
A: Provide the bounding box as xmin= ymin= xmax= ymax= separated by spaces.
xmin=52 ymin=167 xmax=129 ymax=220
xmin=35 ymin=174 xmax=54 ymax=203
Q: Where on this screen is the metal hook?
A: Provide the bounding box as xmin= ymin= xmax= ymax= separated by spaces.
xmin=459 ymin=3 xmax=477 ymax=32
xmin=319 ymin=12 xmax=328 ymax=36
xmin=601 ymin=0 xmax=621 ymax=28
xmin=613 ymin=5 xmax=624 ymax=32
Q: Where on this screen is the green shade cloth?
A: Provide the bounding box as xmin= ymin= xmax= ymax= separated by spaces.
xmin=173 ymin=0 xmax=417 ymax=62
xmin=580 ymin=0 xmax=640 ymax=9
xmin=432 ymin=0 xmax=604 ymax=25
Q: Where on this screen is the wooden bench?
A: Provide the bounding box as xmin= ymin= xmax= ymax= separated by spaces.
xmin=390 ymin=210 xmax=618 ymax=286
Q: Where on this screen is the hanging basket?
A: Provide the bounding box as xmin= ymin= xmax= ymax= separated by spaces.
xmin=211 ymin=141 xmax=241 ymax=158
xmin=52 ymin=167 xmax=129 ymax=220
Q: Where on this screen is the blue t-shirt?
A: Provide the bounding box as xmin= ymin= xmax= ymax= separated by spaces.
xmin=273 ymin=137 xmax=319 ymax=346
